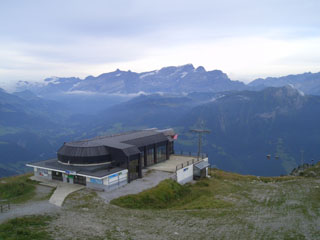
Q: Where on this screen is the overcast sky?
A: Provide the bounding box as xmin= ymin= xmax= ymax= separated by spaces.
xmin=1 ymin=0 xmax=320 ymax=89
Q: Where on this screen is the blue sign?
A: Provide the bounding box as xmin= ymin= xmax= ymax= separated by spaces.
xmin=90 ymin=178 xmax=102 ymax=184
xmin=183 ymin=167 xmax=189 ymax=172
xmin=65 ymin=170 xmax=76 ymax=175
xmin=109 ymin=173 xmax=118 ymax=179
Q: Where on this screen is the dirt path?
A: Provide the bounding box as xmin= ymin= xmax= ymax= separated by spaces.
xmin=0 ymin=185 xmax=60 ymax=224
xmin=0 ymin=200 xmax=60 ymax=224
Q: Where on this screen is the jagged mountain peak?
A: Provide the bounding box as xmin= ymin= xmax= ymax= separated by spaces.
xmin=157 ymin=64 xmax=195 ymax=74
xmin=196 ymin=66 xmax=206 ymax=72
xmin=249 ymin=71 xmax=320 ymax=95
xmin=14 ymin=64 xmax=246 ymax=95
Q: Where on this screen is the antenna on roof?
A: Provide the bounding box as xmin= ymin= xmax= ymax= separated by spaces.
xmin=190 ymin=128 xmax=210 ymax=160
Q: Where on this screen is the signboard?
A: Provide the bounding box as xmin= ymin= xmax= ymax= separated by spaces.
xmin=108 ymin=173 xmax=118 ymax=179
xmin=65 ymin=170 xmax=76 ymax=175
xmin=90 ymin=178 xmax=103 ymax=184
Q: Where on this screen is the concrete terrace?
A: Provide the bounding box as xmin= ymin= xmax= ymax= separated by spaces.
xmin=147 ymin=154 xmax=201 ymax=172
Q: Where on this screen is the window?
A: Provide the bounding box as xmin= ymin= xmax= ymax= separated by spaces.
xmin=147 ymin=148 xmax=154 ymax=166
xmin=129 ymin=158 xmax=139 ymax=181
xmin=140 ymin=151 xmax=145 ymax=168
xmin=157 ymin=144 xmax=167 ymax=162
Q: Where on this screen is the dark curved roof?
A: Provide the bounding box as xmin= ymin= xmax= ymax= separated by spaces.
xmin=58 ymin=145 xmax=109 ymax=157
xmin=57 ymin=129 xmax=173 ymax=165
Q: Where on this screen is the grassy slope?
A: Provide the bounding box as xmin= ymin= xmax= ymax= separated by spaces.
xmin=1 ymin=169 xmax=319 ymax=239
xmin=110 ymin=170 xmax=296 ymax=210
xmin=0 ymin=215 xmax=53 ymax=240
xmin=302 ymin=162 xmax=320 ymax=177
xmin=67 ymin=169 xmax=320 ymax=239
xmin=0 ymin=173 xmax=37 ymax=203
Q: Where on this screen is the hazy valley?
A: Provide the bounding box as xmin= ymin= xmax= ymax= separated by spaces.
xmin=1 ymin=65 xmax=320 ymax=177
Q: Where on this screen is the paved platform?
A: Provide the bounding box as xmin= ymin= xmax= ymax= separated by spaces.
xmin=98 ymin=169 xmax=175 ymax=203
xmin=147 ymin=155 xmax=198 ymax=172
xmin=30 ymin=176 xmax=59 ymax=188
xmin=30 ymin=176 xmax=85 ymax=207
xmin=49 ymin=183 xmax=84 ymax=207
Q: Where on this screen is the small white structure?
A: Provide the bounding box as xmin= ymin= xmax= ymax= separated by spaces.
xmin=176 ymin=164 xmax=194 ymax=184
xmin=176 ymin=157 xmax=209 ymax=184
xmin=193 ymin=160 xmax=210 ymax=179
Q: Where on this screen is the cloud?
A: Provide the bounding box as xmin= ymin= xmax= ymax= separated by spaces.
xmin=64 ymin=90 xmax=148 ymax=98
xmin=0 ymin=0 xmax=320 ymax=89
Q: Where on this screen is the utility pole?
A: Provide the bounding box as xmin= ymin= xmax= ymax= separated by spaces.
xmin=190 ymin=129 xmax=210 ymax=160
xmin=300 ymin=150 xmax=304 ymax=166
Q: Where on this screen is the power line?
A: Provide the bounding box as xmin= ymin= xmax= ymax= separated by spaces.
xmin=190 ymin=129 xmax=210 ymax=160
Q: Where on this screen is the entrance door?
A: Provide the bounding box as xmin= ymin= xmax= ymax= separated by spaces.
xmin=74 ymin=175 xmax=86 ymax=186
xmin=200 ymin=168 xmax=206 ymax=178
xmin=52 ymin=171 xmax=63 ymax=181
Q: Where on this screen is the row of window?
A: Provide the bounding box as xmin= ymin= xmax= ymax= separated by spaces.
xmin=130 ymin=143 xmax=170 ymax=181
xmin=140 ymin=143 xmax=168 ymax=167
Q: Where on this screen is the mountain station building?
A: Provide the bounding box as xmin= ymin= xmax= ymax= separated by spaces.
xmin=27 ymin=129 xmax=178 ymax=191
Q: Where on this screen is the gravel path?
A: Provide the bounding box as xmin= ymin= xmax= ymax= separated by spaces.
xmin=98 ymin=170 xmax=175 ymax=202
xmin=0 ymin=200 xmax=60 ymax=224
xmin=0 ymin=184 xmax=62 ymax=224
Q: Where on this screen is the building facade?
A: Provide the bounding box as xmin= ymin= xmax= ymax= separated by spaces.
xmin=27 ymin=129 xmax=176 ymax=191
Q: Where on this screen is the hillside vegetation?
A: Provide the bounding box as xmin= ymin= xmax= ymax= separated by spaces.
xmin=111 ymin=178 xmax=231 ymax=210
xmin=111 ymin=170 xmax=296 ymax=210
xmin=1 ymin=168 xmax=320 ymax=239
xmin=0 ymin=173 xmax=36 ymax=203
xmin=0 ymin=215 xmax=53 ymax=240
xmin=290 ymin=162 xmax=320 ymax=177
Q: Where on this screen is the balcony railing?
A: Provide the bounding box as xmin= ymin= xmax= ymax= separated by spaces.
xmin=174 ymin=151 xmax=208 ymax=159
xmin=174 ymin=151 xmax=209 ymax=171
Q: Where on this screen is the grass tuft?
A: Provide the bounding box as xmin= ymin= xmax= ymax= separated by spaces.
xmin=0 ymin=173 xmax=36 ymax=203
xmin=0 ymin=215 xmax=53 ymax=240
xmin=111 ymin=178 xmax=232 ymax=210
xmin=111 ymin=179 xmax=190 ymax=209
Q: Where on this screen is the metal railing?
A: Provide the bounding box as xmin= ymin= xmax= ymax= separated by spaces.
xmin=175 ymin=157 xmax=204 ymax=171
xmin=174 ymin=151 xmax=208 ymax=159
xmin=0 ymin=200 xmax=10 ymax=213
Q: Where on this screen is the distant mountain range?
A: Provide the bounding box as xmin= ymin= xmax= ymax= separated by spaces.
xmin=1 ymin=65 xmax=320 ymax=177
xmin=16 ymin=64 xmax=246 ymax=95
xmin=249 ymin=72 xmax=320 ymax=95
xmin=15 ymin=65 xmax=320 ymax=97
xmin=84 ymin=86 xmax=320 ymax=176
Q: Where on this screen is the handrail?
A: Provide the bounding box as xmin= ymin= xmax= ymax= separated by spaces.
xmin=175 ymin=157 xmax=206 ymax=171
xmin=174 ymin=151 xmax=208 ymax=159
